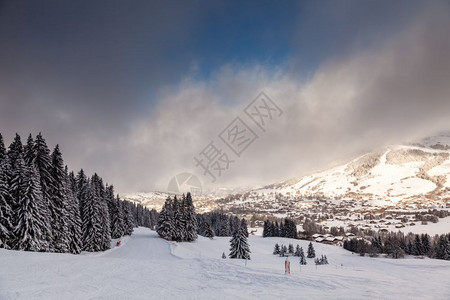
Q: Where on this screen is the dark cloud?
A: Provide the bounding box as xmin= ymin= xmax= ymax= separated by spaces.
xmin=0 ymin=1 xmax=449 ymax=193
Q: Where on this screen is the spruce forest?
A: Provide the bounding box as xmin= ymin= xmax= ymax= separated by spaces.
xmin=0 ymin=133 xmax=158 ymax=253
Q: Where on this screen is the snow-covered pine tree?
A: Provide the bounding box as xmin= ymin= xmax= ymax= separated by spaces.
xmin=23 ymin=134 xmax=35 ymax=167
xmin=204 ymin=222 xmax=215 ymax=239
xmin=299 ymin=247 xmax=307 ymax=265
xmin=110 ymin=197 xmax=125 ymax=239
xmin=273 ymin=243 xmax=280 ymax=255
xmin=222 ymin=252 xmax=226 ymax=259
xmin=7 ymin=134 xmax=24 ymax=168
xmin=105 ymin=185 xmax=115 ymax=233
xmin=436 ymin=235 xmax=450 ymax=260
xmin=9 ymin=152 xmax=26 ymax=220
xmin=183 ymin=193 xmax=198 ymax=242
xmin=219 ymin=218 xmax=230 ymax=236
xmin=32 ymin=133 xmax=54 ymax=250
xmin=241 ymin=219 xmax=249 ymax=237
xmin=13 ymin=164 xmax=45 ymax=251
xmin=280 ymin=245 xmax=287 ymax=257
xmin=76 ymin=169 xmax=88 ymax=211
xmin=90 ymin=174 xmax=111 ymax=250
xmin=64 ymin=167 xmax=82 ymax=254
xmin=157 ymin=196 xmax=174 ymax=240
xmin=421 ymin=234 xmax=431 ymax=256
xmin=294 ymin=244 xmax=300 ymax=256
xmin=288 ymin=243 xmax=294 ymax=254
xmin=262 ymin=221 xmax=270 ymax=237
xmin=49 ymin=145 xmax=70 ymax=253
xmin=229 ymin=225 xmax=251 ymax=260
xmin=0 ymin=161 xmax=13 ymax=248
xmin=81 ymin=181 xmax=103 ymax=252
xmin=414 ymin=234 xmax=423 ymax=256
xmin=307 ymin=242 xmax=316 ymax=258
xmin=122 ymin=201 xmax=134 ymax=236
xmin=172 ymin=196 xmax=183 ymax=241
xmin=0 ymin=133 xmax=6 ymax=163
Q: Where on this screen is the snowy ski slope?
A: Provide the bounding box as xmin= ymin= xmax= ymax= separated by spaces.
xmin=1 ymin=227 xmax=449 ymax=299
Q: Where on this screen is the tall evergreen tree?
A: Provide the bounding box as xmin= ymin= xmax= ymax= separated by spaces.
xmin=7 ymin=134 xmax=23 ymax=168
xmin=240 ymin=219 xmax=249 ymax=238
xmin=262 ymin=220 xmax=270 ymax=237
xmin=0 ymin=161 xmax=13 ymax=248
xmin=111 ymin=197 xmax=125 ymax=239
xmin=307 ymin=242 xmax=316 ymax=258
xmin=122 ymin=201 xmax=134 ymax=236
xmin=81 ymin=182 xmax=103 ymax=252
xmin=32 ymin=133 xmax=53 ymax=250
xmin=64 ymin=167 xmax=82 ymax=254
xmin=172 ymin=196 xmax=184 ymax=241
xmin=23 ymin=134 xmax=35 ymax=167
xmin=13 ymin=164 xmax=45 ymax=251
xmin=0 ymin=133 xmax=6 ymax=163
xmin=204 ymin=223 xmax=215 ymax=239
xmin=421 ymin=234 xmax=431 ymax=256
xmin=49 ymin=145 xmax=70 ymax=253
xmin=229 ymin=225 xmax=251 ymax=260
xmin=183 ymin=192 xmax=198 ymax=242
xmin=273 ymin=243 xmax=280 ymax=255
xmin=299 ymin=247 xmax=307 ymax=265
xmin=90 ymin=174 xmax=111 ymax=250
xmin=157 ymin=197 xmax=174 ymax=240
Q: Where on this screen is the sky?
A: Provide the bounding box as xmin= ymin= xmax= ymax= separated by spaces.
xmin=1 ymin=0 xmax=450 ymax=193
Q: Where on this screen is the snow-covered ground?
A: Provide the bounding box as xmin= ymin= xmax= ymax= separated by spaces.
xmin=1 ymin=227 xmax=450 ymax=299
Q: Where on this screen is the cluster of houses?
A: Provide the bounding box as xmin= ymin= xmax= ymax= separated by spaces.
xmin=311 ymin=233 xmax=355 ymax=246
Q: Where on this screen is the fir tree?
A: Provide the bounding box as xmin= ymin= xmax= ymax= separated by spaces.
xmin=183 ymin=193 xmax=198 ymax=242
xmin=307 ymin=242 xmax=316 ymax=258
xmin=81 ymin=182 xmax=103 ymax=252
xmin=172 ymin=196 xmax=183 ymax=241
xmin=0 ymin=133 xmax=6 ymax=163
xmin=263 ymin=220 xmax=270 ymax=237
xmin=13 ymin=164 xmax=45 ymax=251
xmin=229 ymin=225 xmax=251 ymax=260
xmin=32 ymin=133 xmax=53 ymax=250
xmin=288 ymin=243 xmax=294 ymax=254
xmin=204 ymin=223 xmax=215 ymax=239
xmin=157 ymin=197 xmax=174 ymax=240
xmin=64 ymin=168 xmax=82 ymax=254
xmin=49 ymin=145 xmax=70 ymax=253
xmin=241 ymin=219 xmax=249 ymax=238
xmin=421 ymin=234 xmax=431 ymax=256
xmin=294 ymin=244 xmax=301 ymax=257
xmin=414 ymin=234 xmax=423 ymax=256
xmin=0 ymin=161 xmax=13 ymax=248
xmin=273 ymin=243 xmax=280 ymax=255
xmin=111 ymin=197 xmax=125 ymax=239
xmin=222 ymin=252 xmax=226 ymax=259
xmin=122 ymin=201 xmax=134 ymax=236
xmin=436 ymin=235 xmax=450 ymax=260
xmin=7 ymin=134 xmax=23 ymax=168
xmin=299 ymin=247 xmax=307 ymax=265
xmin=23 ymin=134 xmax=35 ymax=167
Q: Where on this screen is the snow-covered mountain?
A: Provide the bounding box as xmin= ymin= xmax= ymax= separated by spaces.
xmin=255 ymin=133 xmax=450 ymax=205
xmin=125 ymin=133 xmax=450 ymax=213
